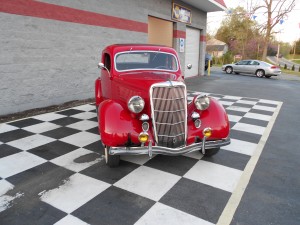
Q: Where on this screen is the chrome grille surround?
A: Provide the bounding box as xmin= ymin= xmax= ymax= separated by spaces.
xmin=150 ymin=81 xmax=187 ymax=148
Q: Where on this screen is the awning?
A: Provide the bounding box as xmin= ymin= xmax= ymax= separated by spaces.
xmin=181 ymin=0 xmax=227 ymax=12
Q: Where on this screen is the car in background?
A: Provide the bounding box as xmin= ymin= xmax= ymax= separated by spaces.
xmin=222 ymin=60 xmax=281 ymax=78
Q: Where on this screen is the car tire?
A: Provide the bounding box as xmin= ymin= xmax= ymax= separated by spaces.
xmin=205 ymin=66 xmax=208 ymax=71
xmin=255 ymin=69 xmax=265 ymax=78
xmin=234 ymin=72 xmax=239 ymax=74
xmin=265 ymin=75 xmax=271 ymax=78
xmin=225 ymin=66 xmax=233 ymax=74
xmin=104 ymin=146 xmax=120 ymax=167
xmin=200 ymin=147 xmax=220 ymax=157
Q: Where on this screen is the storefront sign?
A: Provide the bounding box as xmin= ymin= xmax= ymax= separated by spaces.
xmin=172 ymin=3 xmax=192 ymax=24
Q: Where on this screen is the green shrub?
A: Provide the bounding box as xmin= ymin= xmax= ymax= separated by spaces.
xmin=292 ymin=65 xmax=295 ymax=71
xmin=284 ymin=64 xmax=287 ymax=69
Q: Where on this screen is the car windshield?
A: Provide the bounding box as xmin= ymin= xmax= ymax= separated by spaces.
xmin=115 ymin=51 xmax=178 ymax=72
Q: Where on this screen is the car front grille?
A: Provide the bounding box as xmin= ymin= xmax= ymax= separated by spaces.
xmin=150 ymin=82 xmax=187 ymax=148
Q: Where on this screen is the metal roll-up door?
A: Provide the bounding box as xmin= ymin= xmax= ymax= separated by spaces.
xmin=185 ymin=27 xmax=200 ymax=78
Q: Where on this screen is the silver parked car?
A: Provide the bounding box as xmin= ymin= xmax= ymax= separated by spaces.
xmin=222 ymin=60 xmax=281 ymax=78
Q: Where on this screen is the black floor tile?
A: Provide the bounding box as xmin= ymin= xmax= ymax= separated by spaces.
xmin=83 ymin=140 xmax=104 ymax=154
xmin=238 ymin=117 xmax=269 ymax=127
xmin=0 ymin=144 xmax=23 ymax=158
xmin=80 ymin=159 xmax=139 ymax=184
xmin=230 ymin=130 xmax=261 ymax=144
xmin=203 ymin=149 xmax=251 ymax=171
xmin=249 ymin=109 xmax=274 ymax=116
xmin=160 ymin=178 xmax=231 ymax=224
xmin=56 ymin=109 xmax=84 ymax=116
xmin=226 ymin=110 xmax=247 ymax=117
xmin=42 ymin=127 xmax=81 ymax=139
xmin=86 ymin=127 xmax=99 ymax=135
xmin=28 ymin=141 xmax=78 ymax=160
xmin=8 ymin=118 xmax=43 ymax=128
xmin=144 ymin=155 xmax=198 ymax=176
xmin=51 ymin=117 xmax=81 ymax=126
xmin=72 ymin=186 xmax=155 ymax=225
xmin=0 ymin=129 xmax=34 ymax=143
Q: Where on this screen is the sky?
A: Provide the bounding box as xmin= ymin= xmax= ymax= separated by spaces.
xmin=207 ymin=0 xmax=300 ymax=44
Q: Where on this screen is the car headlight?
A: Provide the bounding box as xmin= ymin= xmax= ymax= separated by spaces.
xmin=128 ymin=96 xmax=145 ymax=113
xmin=194 ymin=95 xmax=210 ymax=110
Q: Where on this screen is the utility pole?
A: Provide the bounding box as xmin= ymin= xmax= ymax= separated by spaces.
xmin=277 ymin=43 xmax=280 ymax=64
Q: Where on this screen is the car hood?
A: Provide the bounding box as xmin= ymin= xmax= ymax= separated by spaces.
xmin=116 ymin=71 xmax=180 ymax=90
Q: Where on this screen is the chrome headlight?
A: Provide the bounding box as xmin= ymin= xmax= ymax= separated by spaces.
xmin=128 ymin=96 xmax=145 ymax=113
xmin=194 ymin=95 xmax=210 ymax=110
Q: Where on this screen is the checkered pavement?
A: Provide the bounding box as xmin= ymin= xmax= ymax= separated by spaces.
xmin=0 ymin=91 xmax=281 ymax=225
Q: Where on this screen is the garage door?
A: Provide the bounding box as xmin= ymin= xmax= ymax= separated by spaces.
xmin=148 ymin=16 xmax=173 ymax=47
xmin=185 ymin=27 xmax=200 ymax=78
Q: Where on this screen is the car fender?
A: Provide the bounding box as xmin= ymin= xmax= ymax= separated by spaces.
xmin=187 ymin=97 xmax=230 ymax=145
xmin=98 ymin=100 xmax=154 ymax=147
xmin=95 ymin=78 xmax=103 ymax=107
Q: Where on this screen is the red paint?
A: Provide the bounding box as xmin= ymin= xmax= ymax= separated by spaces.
xmin=200 ymin=35 xmax=206 ymax=42
xmin=173 ymin=30 xmax=186 ymax=39
xmin=0 ymin=0 xmax=148 ymax=33
xmin=96 ymin=44 xmax=230 ymax=148
xmin=213 ymin=0 xmax=227 ymax=8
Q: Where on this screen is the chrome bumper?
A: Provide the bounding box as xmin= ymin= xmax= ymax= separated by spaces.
xmin=109 ymin=137 xmax=230 ymax=157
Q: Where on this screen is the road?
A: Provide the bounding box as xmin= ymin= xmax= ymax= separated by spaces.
xmin=267 ymin=56 xmax=300 ymax=71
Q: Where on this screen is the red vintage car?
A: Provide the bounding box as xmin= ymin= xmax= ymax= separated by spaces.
xmin=95 ymin=44 xmax=230 ymax=167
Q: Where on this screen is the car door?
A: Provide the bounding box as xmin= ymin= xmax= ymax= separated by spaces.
xmin=234 ymin=60 xmax=249 ymax=73
xmin=247 ymin=60 xmax=259 ymax=74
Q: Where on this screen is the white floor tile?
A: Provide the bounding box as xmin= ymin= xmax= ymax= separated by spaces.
xmin=244 ymin=112 xmax=271 ymax=121
xmin=67 ymin=120 xmax=98 ymax=131
xmin=54 ymin=215 xmax=89 ymax=225
xmin=222 ymin=138 xmax=257 ymax=156
xmin=0 ymin=180 xmax=14 ymax=196
xmin=259 ymin=99 xmax=280 ymax=105
xmin=228 ymin=114 xmax=242 ymax=122
xmin=22 ymin=122 xmax=61 ymax=133
xmin=232 ymin=123 xmax=265 ymax=135
xmin=71 ymin=112 xmax=97 ymax=120
xmin=121 ymin=154 xmax=153 ymax=165
xmin=211 ymin=96 xmax=221 ymax=100
xmin=114 ymin=166 xmax=180 ymax=201
xmin=236 ymin=100 xmax=257 ymax=105
xmin=41 ymin=173 xmax=110 ymax=213
xmin=0 ymin=124 xmax=18 ymax=134
xmin=135 ymin=202 xmax=213 ymax=225
xmin=226 ymin=106 xmax=251 ymax=113
xmin=253 ymin=105 xmax=277 ymax=112
xmin=184 ymin=161 xmax=242 ymax=193
xmin=219 ymin=100 xmax=234 ymax=106
xmin=7 ymin=134 xmax=55 ymax=151
xmin=51 ymin=148 xmax=101 ymax=172
xmin=0 ymin=152 xmax=47 ymax=178
xmin=184 ymin=151 xmax=203 ymax=160
xmin=223 ymin=95 xmax=242 ymax=100
xmin=72 ymin=104 xmax=95 ymax=112
xmin=32 ymin=112 xmax=67 ymax=122
xmin=60 ymin=132 xmax=99 ymax=147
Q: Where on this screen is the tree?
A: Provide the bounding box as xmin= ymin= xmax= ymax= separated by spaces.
xmin=252 ymin=0 xmax=296 ymax=61
xmin=215 ymin=7 xmax=263 ymax=60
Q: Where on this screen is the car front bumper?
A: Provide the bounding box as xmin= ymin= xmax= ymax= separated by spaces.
xmin=109 ymin=137 xmax=231 ymax=157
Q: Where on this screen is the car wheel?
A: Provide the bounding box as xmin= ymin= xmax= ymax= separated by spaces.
xmin=200 ymin=148 xmax=220 ymax=157
xmin=265 ymin=75 xmax=271 ymax=78
xmin=205 ymin=66 xmax=208 ymax=71
xmin=225 ymin=66 xmax=233 ymax=74
xmin=255 ymin=69 xmax=265 ymax=78
xmin=96 ymin=105 xmax=99 ymax=122
xmin=234 ymin=72 xmax=239 ymax=74
xmin=104 ymin=146 xmax=120 ymax=167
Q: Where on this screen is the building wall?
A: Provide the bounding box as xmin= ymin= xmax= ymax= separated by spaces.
xmin=0 ymin=0 xmax=207 ymax=116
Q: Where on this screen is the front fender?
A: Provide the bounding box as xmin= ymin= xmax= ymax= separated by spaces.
xmin=98 ymin=100 xmax=154 ymax=147
xmin=187 ymin=97 xmax=230 ymax=145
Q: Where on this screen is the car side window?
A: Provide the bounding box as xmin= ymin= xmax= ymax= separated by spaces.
xmin=104 ymin=53 xmax=111 ymax=71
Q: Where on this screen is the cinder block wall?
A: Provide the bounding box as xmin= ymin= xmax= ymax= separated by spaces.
xmin=0 ymin=0 xmax=207 ymax=116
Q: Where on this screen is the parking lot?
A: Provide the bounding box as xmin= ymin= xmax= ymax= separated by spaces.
xmin=1 ymin=68 xmax=300 ymax=225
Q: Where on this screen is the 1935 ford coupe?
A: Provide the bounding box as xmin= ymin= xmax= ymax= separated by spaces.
xmin=95 ymin=44 xmax=230 ymax=167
